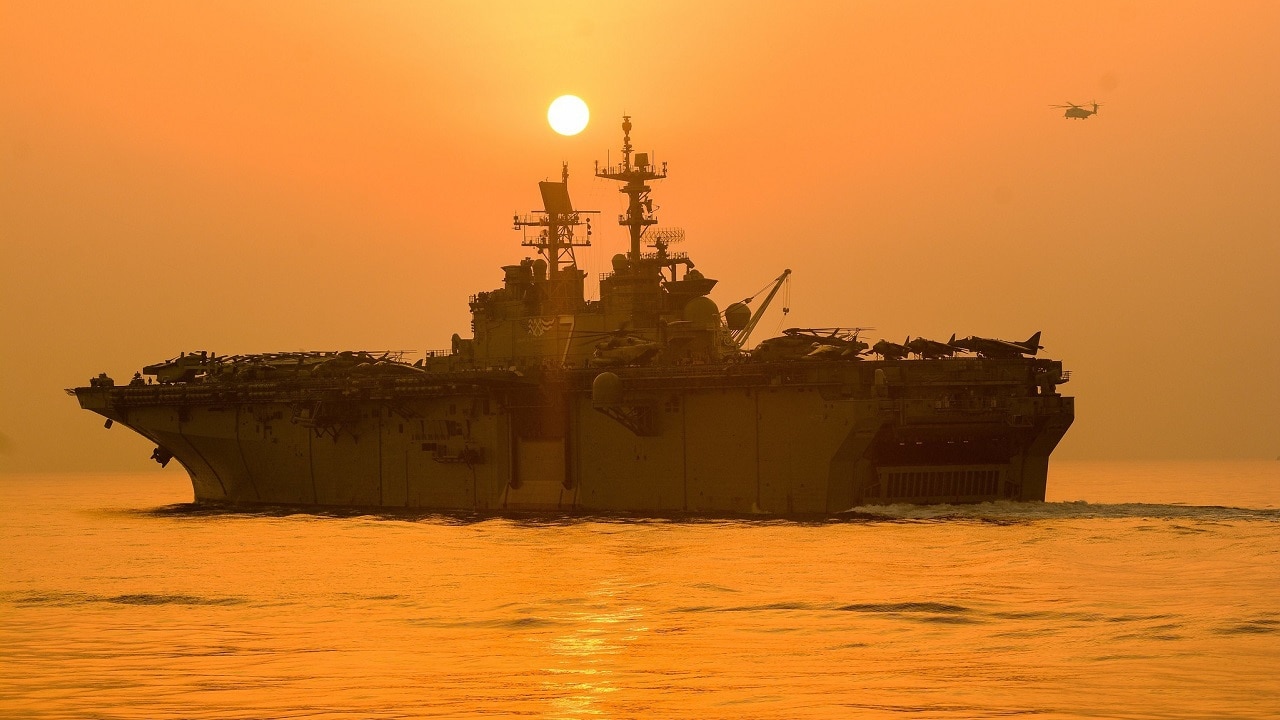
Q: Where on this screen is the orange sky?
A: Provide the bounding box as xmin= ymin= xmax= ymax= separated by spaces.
xmin=2 ymin=1 xmax=1278 ymax=471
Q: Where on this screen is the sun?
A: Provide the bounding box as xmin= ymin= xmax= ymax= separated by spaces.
xmin=547 ymin=95 xmax=589 ymax=136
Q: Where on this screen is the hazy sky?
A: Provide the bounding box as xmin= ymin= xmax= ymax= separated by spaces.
xmin=2 ymin=1 xmax=1278 ymax=472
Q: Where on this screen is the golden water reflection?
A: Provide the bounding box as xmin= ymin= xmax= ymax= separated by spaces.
xmin=4 ymin=467 xmax=1280 ymax=719
xmin=541 ymin=580 xmax=646 ymax=719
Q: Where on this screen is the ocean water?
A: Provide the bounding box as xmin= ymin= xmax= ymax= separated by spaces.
xmin=2 ymin=461 xmax=1278 ymax=719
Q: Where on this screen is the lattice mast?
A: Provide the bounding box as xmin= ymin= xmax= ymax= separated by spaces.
xmin=595 ymin=116 xmax=667 ymax=263
xmin=512 ymin=163 xmax=595 ymax=277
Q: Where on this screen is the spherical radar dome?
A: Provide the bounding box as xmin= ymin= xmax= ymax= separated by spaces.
xmin=683 ymin=296 xmax=721 ymax=328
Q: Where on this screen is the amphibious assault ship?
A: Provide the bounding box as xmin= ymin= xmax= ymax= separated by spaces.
xmin=71 ymin=118 xmax=1073 ymax=514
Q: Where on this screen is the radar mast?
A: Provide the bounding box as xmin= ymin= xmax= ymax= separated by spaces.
xmin=512 ymin=162 xmax=596 ymax=278
xmin=595 ymin=116 xmax=667 ymax=264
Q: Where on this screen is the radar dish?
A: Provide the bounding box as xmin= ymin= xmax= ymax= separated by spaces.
xmin=538 ymin=181 xmax=574 ymax=215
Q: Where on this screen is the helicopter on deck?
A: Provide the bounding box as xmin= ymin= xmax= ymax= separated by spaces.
xmin=750 ymin=327 xmax=870 ymax=362
xmin=1051 ymin=101 xmax=1100 ymax=119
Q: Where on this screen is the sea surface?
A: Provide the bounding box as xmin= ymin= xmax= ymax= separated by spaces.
xmin=2 ymin=461 xmax=1278 ymax=719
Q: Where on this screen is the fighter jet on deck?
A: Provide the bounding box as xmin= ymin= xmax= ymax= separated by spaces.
xmin=950 ymin=332 xmax=1043 ymax=359
xmin=906 ymin=335 xmax=958 ymax=360
xmin=872 ymin=338 xmax=911 ymax=361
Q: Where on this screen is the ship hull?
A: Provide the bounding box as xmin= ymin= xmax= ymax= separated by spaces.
xmin=74 ymin=358 xmax=1073 ymax=515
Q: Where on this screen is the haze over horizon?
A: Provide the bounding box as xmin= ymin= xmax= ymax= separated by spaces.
xmin=3 ymin=1 xmax=1278 ymax=472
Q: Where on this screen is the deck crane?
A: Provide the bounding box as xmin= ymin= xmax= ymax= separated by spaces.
xmin=724 ymin=269 xmax=791 ymax=348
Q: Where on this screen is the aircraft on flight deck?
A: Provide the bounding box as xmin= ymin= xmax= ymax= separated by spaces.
xmin=949 ymin=332 xmax=1043 ymax=359
xmin=872 ymin=338 xmax=911 ymax=361
xmin=792 ymin=328 xmax=871 ymax=359
xmin=906 ymin=335 xmax=957 ymax=360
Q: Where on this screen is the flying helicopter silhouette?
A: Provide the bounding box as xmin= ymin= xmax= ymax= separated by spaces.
xmin=1051 ymin=101 xmax=1100 ymax=119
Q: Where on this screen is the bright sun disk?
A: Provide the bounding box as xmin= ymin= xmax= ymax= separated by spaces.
xmin=548 ymin=95 xmax=589 ymax=136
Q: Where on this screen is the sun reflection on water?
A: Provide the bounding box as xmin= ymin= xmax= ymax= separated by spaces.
xmin=540 ymin=581 xmax=647 ymax=718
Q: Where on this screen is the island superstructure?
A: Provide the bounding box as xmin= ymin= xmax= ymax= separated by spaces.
xmin=71 ymin=117 xmax=1074 ymax=514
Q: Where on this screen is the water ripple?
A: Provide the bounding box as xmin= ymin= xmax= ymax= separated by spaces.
xmin=836 ymin=601 xmax=971 ymax=614
xmin=1215 ymin=618 xmax=1280 ymax=635
xmin=4 ymin=590 xmax=246 ymax=607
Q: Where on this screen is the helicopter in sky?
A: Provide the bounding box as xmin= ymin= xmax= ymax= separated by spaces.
xmin=1051 ymin=101 xmax=1100 ymax=119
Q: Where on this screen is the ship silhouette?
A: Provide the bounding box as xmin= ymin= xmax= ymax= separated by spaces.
xmin=71 ymin=117 xmax=1074 ymax=514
